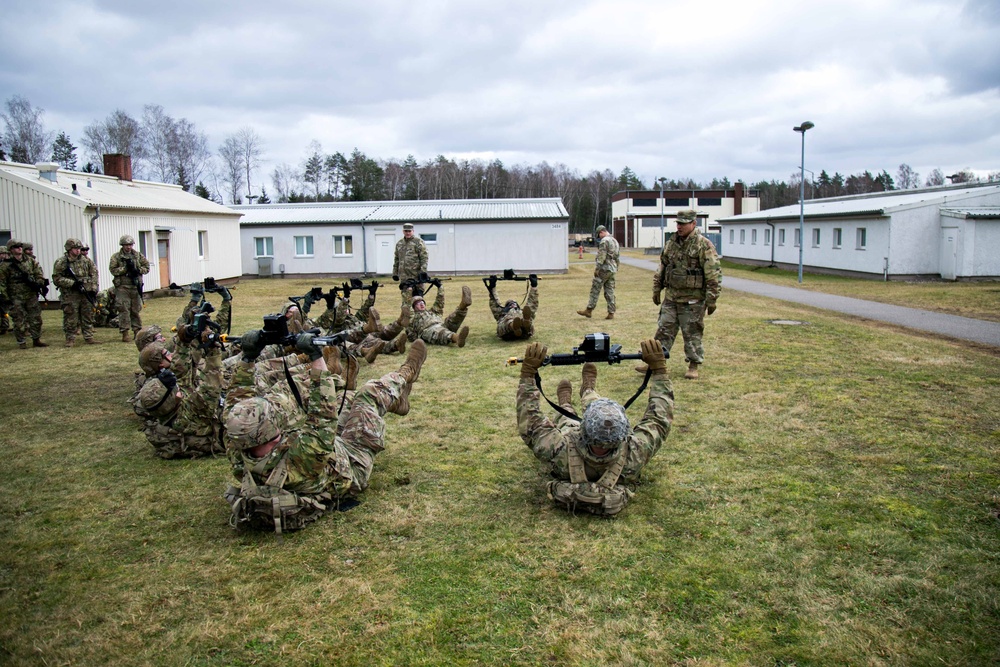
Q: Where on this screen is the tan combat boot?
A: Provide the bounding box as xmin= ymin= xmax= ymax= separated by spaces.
xmin=363 ymin=308 xmax=381 ymax=334
xmin=634 ymin=363 xmax=649 ymax=374
xmin=522 ymin=305 xmax=534 ymax=328
xmin=363 ymin=339 xmax=386 ymax=364
xmin=65 ymin=338 xmax=75 ymax=348
xmin=84 ymin=338 xmax=99 ymax=345
xmin=511 ymin=315 xmax=523 ymax=337
xmin=576 ymin=307 xmax=593 ymax=318
xmin=121 ymin=331 xmax=130 ymax=343
xmin=605 ymin=312 xmax=614 ymax=320
xmin=458 ymin=285 xmax=472 ymax=311
xmin=343 ymin=354 xmax=359 ymax=391
xmin=452 ymin=325 xmax=470 ymax=348
xmin=398 ymin=339 xmax=427 ymax=384
xmin=322 ymin=345 xmax=342 ymax=376
xmin=398 ymin=304 xmax=411 ymax=328
xmin=684 ymin=361 xmax=699 ymax=380
xmin=33 ymin=338 xmax=48 ymax=347
xmin=392 ymin=330 xmax=407 ymax=354
xmin=580 ymin=362 xmax=597 ymax=398
xmin=389 ymin=381 xmax=413 ymax=416
xmin=557 ymin=379 xmax=573 ymax=407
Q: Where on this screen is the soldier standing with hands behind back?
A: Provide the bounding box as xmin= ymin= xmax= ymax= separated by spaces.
xmin=577 ymin=225 xmax=620 ymax=320
xmin=109 ymin=235 xmax=150 ymax=342
xmin=392 ymin=223 xmax=428 ymax=303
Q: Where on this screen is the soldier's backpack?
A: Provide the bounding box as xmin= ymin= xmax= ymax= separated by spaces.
xmin=223 ymin=456 xmax=334 ymax=537
xmin=141 ymin=418 xmax=223 ymax=459
xmin=546 ymin=441 xmax=634 ymax=516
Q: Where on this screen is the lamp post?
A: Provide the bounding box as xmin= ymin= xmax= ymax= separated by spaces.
xmin=793 ymin=121 xmax=814 ymax=283
xmin=657 ymin=177 xmax=666 ymax=247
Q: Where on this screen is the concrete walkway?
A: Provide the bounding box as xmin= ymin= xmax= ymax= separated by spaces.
xmin=619 ymin=256 xmax=1000 ymax=348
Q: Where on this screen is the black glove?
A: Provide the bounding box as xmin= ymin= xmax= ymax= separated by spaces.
xmin=239 ymin=329 xmax=264 ymax=362
xmin=432 ymin=278 xmax=443 ymax=288
xmin=368 ymin=280 xmax=380 ymax=294
xmin=323 ymin=291 xmax=338 ymax=310
xmin=392 ymin=275 xmax=399 ymax=282
xmin=488 ymin=275 xmax=498 ymax=291
xmin=73 ymin=279 xmax=85 ymax=291
xmin=295 ymin=332 xmax=322 ymax=361
xmin=528 ymin=274 xmax=538 ymax=288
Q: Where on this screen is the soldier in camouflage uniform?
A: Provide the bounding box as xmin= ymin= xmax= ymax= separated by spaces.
xmin=94 ymin=288 xmax=119 ymax=328
xmin=578 ymin=225 xmax=620 ymax=320
xmin=0 ymin=240 xmax=49 ymax=349
xmin=221 ymin=330 xmax=427 ymax=532
xmin=407 ymin=283 xmax=471 ymax=347
xmin=135 ymin=327 xmax=226 ymax=458
xmin=109 ymin=234 xmax=151 ymax=342
xmin=485 ymin=274 xmax=539 ymax=341
xmin=392 ymin=223 xmax=428 ymax=304
xmin=642 ymin=209 xmax=722 ymax=380
xmin=516 ymin=339 xmax=674 ymax=516
xmin=52 ymin=238 xmax=100 ymax=347
xmin=0 ymin=246 xmax=10 ymax=335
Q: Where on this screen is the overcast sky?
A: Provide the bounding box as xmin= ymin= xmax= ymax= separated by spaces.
xmin=2 ymin=0 xmax=998 ymax=192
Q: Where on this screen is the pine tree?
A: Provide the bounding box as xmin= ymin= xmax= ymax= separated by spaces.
xmin=257 ymin=185 xmax=271 ymax=204
xmin=194 ymin=181 xmax=212 ymax=200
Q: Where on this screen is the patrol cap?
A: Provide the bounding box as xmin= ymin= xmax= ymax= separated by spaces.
xmin=137 ymin=377 xmax=180 ymax=417
xmin=595 ymin=225 xmax=607 ymax=234
xmin=65 ymin=238 xmax=84 ymax=251
xmin=7 ymin=240 xmax=23 ymax=250
xmin=120 ymin=235 xmax=135 ymax=246
xmin=579 ymin=398 xmax=629 ymax=462
xmin=676 ymin=209 xmax=697 ymax=224
xmin=135 ymin=325 xmax=164 ymax=352
xmin=225 ymin=397 xmax=284 ymax=451
xmin=402 ymin=223 xmax=414 ymax=231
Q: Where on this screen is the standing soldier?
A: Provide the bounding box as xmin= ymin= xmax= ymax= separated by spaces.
xmin=52 ymin=238 xmax=100 ymax=346
xmin=392 ymin=223 xmax=428 ymax=302
xmin=0 ymin=240 xmax=49 ymax=349
xmin=577 ymin=225 xmax=620 ymax=320
xmin=641 ymin=209 xmax=722 ymax=380
xmin=0 ymin=245 xmax=10 ymax=336
xmin=109 ymin=234 xmax=150 ymax=342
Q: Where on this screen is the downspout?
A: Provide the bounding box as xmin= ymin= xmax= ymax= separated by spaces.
xmin=89 ymin=205 xmax=101 ymax=263
xmin=765 ymin=221 xmax=776 ymax=267
xmin=361 ymin=217 xmax=368 ymax=277
xmin=884 ymin=217 xmax=891 ymax=281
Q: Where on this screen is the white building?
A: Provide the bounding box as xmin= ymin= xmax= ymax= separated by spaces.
xmin=718 ymin=183 xmax=1000 ymax=280
xmin=610 ymin=183 xmax=759 ymax=247
xmin=0 ymin=157 xmax=242 ymax=298
xmin=234 ymin=198 xmax=570 ymax=278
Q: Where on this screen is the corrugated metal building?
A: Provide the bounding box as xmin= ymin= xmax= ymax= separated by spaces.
xmin=718 ymin=183 xmax=1000 ymax=280
xmin=0 ymin=158 xmax=242 ymax=299
xmin=234 ymin=198 xmax=570 ymax=278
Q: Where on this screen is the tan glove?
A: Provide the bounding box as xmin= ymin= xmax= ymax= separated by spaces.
xmin=653 ymin=289 xmax=661 ymax=306
xmin=640 ymin=339 xmax=668 ymax=375
xmin=521 ymin=342 xmax=548 ymax=380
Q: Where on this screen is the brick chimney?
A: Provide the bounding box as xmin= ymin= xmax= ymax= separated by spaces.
xmin=734 ymin=181 xmax=744 ymax=216
xmin=103 ymin=154 xmax=133 ymax=181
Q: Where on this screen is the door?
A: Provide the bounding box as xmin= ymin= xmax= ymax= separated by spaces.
xmin=158 ymin=238 xmax=170 ymax=286
xmin=375 ymin=233 xmax=396 ymax=275
xmin=939 ymin=227 xmax=958 ymax=280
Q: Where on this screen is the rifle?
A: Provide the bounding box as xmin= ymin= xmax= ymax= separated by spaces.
xmin=221 ymin=313 xmax=349 ymax=348
xmin=61 ymin=263 xmax=97 ymax=306
xmin=124 ymin=257 xmax=144 ymax=306
xmin=11 ymin=262 xmax=50 ymax=299
xmin=400 ymin=271 xmax=449 ymax=293
xmin=483 ymin=269 xmax=538 ymax=291
xmin=288 ymin=286 xmax=326 ymax=314
xmin=506 ymin=333 xmax=661 ymax=368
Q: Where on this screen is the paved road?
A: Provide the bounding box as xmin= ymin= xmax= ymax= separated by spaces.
xmin=619 ymin=256 xmax=1000 ymax=348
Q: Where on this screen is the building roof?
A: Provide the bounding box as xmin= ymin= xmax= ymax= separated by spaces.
xmin=233 ymin=198 xmax=569 ymax=226
xmin=0 ymin=161 xmax=239 ymax=217
xmin=719 ymin=183 xmax=1000 ymax=224
xmin=941 ymin=207 xmax=1000 ymax=219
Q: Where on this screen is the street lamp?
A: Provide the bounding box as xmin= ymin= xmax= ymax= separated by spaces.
xmin=657 ymin=177 xmax=667 ymax=246
xmin=793 ymin=121 xmax=815 ymax=283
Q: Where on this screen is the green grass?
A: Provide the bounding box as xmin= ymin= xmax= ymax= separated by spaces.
xmin=2 ymin=265 xmax=999 ymax=666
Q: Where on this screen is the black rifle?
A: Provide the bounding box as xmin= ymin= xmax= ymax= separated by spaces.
xmin=11 ymin=262 xmax=49 ymax=299
xmin=288 ymin=286 xmax=325 ymax=314
xmin=483 ymin=269 xmax=538 ymax=290
xmin=399 ymin=271 xmax=451 ymax=293
xmin=61 ymin=263 xmax=97 ymax=306
xmin=124 ymin=257 xmax=144 ymax=305
xmin=190 ymin=304 xmax=222 ymax=350
xmin=506 ymin=333 xmax=662 ymax=368
xmin=222 ymin=313 xmax=349 ymax=348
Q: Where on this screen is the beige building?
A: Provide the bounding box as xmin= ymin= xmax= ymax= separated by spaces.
xmin=0 ymin=156 xmax=242 ymax=299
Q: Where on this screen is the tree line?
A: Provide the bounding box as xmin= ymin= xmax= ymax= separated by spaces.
xmin=3 ymin=94 xmax=998 ymax=233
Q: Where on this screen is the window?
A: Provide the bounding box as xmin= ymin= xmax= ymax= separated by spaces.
xmin=138 ymin=231 xmax=150 ymax=257
xmin=197 ymin=231 xmax=208 ymax=259
xmin=663 ymin=198 xmax=688 ymax=206
xmin=794 ymin=228 xmax=801 ymax=248
xmin=729 ymin=229 xmax=735 ymax=244
xmin=778 ymin=229 xmax=785 ymax=246
xmin=833 ymin=228 xmax=842 ymax=248
xmin=332 ymin=235 xmax=353 ymax=256
xmin=420 ymin=233 xmax=437 ymax=244
xmin=764 ymin=228 xmax=771 ymax=246
xmin=857 ymin=228 xmax=867 ymax=249
xmin=294 ymin=235 xmax=314 ymax=257
xmin=254 ymin=237 xmax=273 ymax=258
xmin=751 ymin=229 xmax=757 ymax=245
xmin=739 ymin=229 xmax=746 ymax=244
xmin=812 ymin=228 xmax=821 ymax=247
xmin=698 ymin=197 xmax=722 ymax=206
xmin=633 ymin=198 xmax=656 ymax=207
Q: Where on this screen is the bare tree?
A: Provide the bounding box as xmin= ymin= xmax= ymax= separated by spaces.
xmin=217 ymin=135 xmax=245 ymax=204
xmin=1 ymin=95 xmax=52 ymax=164
xmin=896 ymin=163 xmax=920 ymax=189
xmin=271 ymin=163 xmax=300 ymax=202
xmin=82 ymin=109 xmax=145 ymax=175
xmin=925 ymin=168 xmax=945 ymax=187
xmin=233 ymin=126 xmax=263 ymax=200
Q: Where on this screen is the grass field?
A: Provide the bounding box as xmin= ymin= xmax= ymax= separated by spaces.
xmin=2 ymin=261 xmax=999 ymax=666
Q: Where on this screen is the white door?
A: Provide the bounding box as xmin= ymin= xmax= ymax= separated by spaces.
xmin=375 ymin=233 xmax=396 ymax=275
xmin=939 ymin=227 xmax=958 ymax=280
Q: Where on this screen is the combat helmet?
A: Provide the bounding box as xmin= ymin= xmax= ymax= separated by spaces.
xmin=65 ymin=238 xmax=84 ymax=251
xmin=226 ymin=397 xmax=285 ymax=452
xmin=139 ymin=343 xmax=169 ymax=376
xmin=578 ymin=398 xmax=630 ymax=464
xmin=137 ymin=371 xmax=180 ymax=418
xmin=135 ymin=325 xmax=164 ymax=352
xmin=119 ymin=235 xmax=135 ymax=246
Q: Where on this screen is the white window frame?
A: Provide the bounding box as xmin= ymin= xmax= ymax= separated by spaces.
xmin=420 ymin=233 xmax=438 ymax=244
xmin=254 ymin=237 xmax=273 ymax=258
xmin=729 ymin=229 xmax=735 ymax=244
xmin=332 ymin=234 xmax=353 ymax=257
xmin=764 ymin=228 xmax=771 ymax=246
xmin=751 ymin=229 xmax=757 ymax=245
xmin=857 ymin=228 xmax=867 ymax=250
xmin=197 ymin=230 xmax=208 ymax=259
xmin=740 ymin=229 xmax=746 ymax=244
xmin=778 ymin=229 xmax=785 ymax=246
xmin=833 ymin=228 xmax=842 ymax=249
xmin=294 ymin=235 xmax=314 ymax=258
xmin=794 ymin=228 xmax=801 ymax=248
xmin=812 ymin=228 xmax=821 ymax=247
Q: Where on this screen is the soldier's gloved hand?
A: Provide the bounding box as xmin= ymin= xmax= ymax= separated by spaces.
xmin=217 ymin=286 xmax=233 ymax=302
xmin=520 ymin=342 xmax=547 ymax=380
xmin=653 ymin=289 xmax=661 ymax=306
xmin=593 ymin=268 xmax=599 ymax=278
xmin=488 ymin=275 xmax=498 ymax=291
xmin=529 ymin=274 xmax=538 ymax=288
xmin=239 ymin=329 xmax=264 ymax=362
xmin=368 ymin=280 xmax=380 ymax=295
xmin=392 ymin=275 xmax=399 ymax=282
xmin=176 ymin=323 xmax=195 ymax=344
xmin=323 ymin=291 xmax=338 ymax=310
xmin=201 ymin=329 xmax=221 ymax=349
xmin=640 ymin=339 xmax=668 ymax=375
xmin=706 ymin=300 xmax=717 ymax=316
xmin=189 ymin=282 xmax=204 ymax=299
xmin=295 ymin=332 xmax=322 ymax=361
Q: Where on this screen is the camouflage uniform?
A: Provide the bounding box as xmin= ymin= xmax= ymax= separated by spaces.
xmin=0 ymin=246 xmax=9 ymax=335
xmin=108 ymin=240 xmax=150 ymax=335
xmin=52 ymin=242 xmax=99 ymax=344
xmin=225 ymin=360 xmax=407 ymax=498
xmin=0 ymin=244 xmax=47 ymax=345
xmin=94 ymin=288 xmax=119 ymax=328
xmin=517 ymin=375 xmax=673 ymax=486
xmin=489 ymin=286 xmax=538 ymax=340
xmin=652 ymin=226 xmax=722 ymax=366
xmin=407 ymin=286 xmax=467 ymax=345
xmin=586 ymin=231 xmax=620 ymax=314
xmin=393 ymin=235 xmax=428 ymax=285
